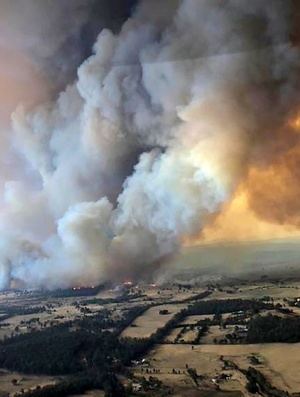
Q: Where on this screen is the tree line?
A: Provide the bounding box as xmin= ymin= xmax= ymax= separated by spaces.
xmin=247 ymin=314 xmax=300 ymax=343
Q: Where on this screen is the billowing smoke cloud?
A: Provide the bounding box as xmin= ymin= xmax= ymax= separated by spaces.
xmin=0 ymin=0 xmax=299 ymax=289
xmin=0 ymin=0 xmax=138 ymax=94
xmin=0 ymin=0 xmax=138 ymax=226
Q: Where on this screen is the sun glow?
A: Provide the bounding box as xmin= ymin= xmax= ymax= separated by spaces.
xmin=184 ymin=184 xmax=300 ymax=246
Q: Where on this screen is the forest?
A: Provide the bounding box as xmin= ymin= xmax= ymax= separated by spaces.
xmin=247 ymin=314 xmax=300 ymax=343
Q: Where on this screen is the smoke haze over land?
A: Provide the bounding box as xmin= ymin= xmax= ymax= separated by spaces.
xmin=0 ymin=0 xmax=300 ymax=289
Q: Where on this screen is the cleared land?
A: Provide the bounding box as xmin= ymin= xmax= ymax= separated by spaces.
xmin=139 ymin=287 xmax=203 ymax=302
xmin=200 ymin=325 xmax=238 ymax=344
xmin=180 ymin=314 xmax=214 ymax=324
xmin=207 ymin=283 xmax=300 ymax=301
xmin=1 ymin=279 xmax=300 ymax=396
xmin=139 ymin=343 xmax=300 ymax=394
xmin=0 ymin=369 xmax=57 ymax=396
xmin=121 ymin=304 xmax=186 ymax=338
xmin=0 ymin=303 xmax=106 ymax=341
xmin=166 ymin=326 xmax=198 ymax=343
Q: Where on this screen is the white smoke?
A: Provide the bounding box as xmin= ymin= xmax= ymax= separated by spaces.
xmin=0 ymin=0 xmax=298 ymax=288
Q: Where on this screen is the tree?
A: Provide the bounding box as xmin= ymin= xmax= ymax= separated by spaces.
xmin=246 ymin=380 xmax=259 ymax=394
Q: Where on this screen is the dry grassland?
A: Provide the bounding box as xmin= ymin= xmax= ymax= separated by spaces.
xmin=165 ymin=327 xmax=198 ymax=343
xmin=201 ymin=325 xmax=237 ymax=344
xmin=121 ymin=304 xmax=186 ymax=338
xmin=0 ymin=369 xmax=57 ymax=396
xmin=180 ymin=314 xmax=214 ymax=324
xmin=207 ymin=284 xmax=300 ymax=301
xmin=209 ymin=343 xmax=300 ymax=394
xmin=138 ymin=343 xmax=300 ymax=394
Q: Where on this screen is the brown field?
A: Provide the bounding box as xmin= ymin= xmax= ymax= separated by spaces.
xmin=144 ymin=344 xmax=223 ymax=375
xmin=259 ymin=309 xmax=289 ymax=318
xmin=207 ymin=283 xmax=300 ymax=301
xmin=180 ymin=314 xmax=214 ymax=325
xmin=140 ymin=343 xmax=300 ymax=394
xmin=165 ymin=327 xmax=198 ymax=343
xmin=209 ymin=344 xmax=300 ymax=394
xmin=165 ymin=327 xmax=182 ymax=343
xmin=171 ymin=390 xmax=243 ymax=397
xmin=290 ymin=306 xmax=300 ymax=316
xmin=0 ymin=369 xmax=57 ymax=396
xmin=1 ymin=282 xmax=300 ymax=397
xmin=0 ymin=301 xmax=109 ymax=341
xmin=179 ymin=313 xmax=235 ymax=326
xmin=134 ymin=344 xmax=228 ymax=396
xmin=201 ymin=325 xmax=238 ymax=344
xmin=121 ymin=304 xmax=186 ymax=338
xmin=96 ymin=289 xmax=120 ymax=299
xmin=0 ymin=305 xmax=82 ymax=341
xmin=181 ymin=329 xmax=198 ymax=343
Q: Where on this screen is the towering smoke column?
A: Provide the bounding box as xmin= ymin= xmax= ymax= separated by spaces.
xmin=0 ymin=0 xmax=299 ymax=289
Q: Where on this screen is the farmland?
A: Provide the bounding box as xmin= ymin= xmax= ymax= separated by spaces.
xmin=0 ymin=279 xmax=299 ymax=396
xmin=121 ymin=304 xmax=186 ymax=338
xmin=138 ymin=343 xmax=300 ymax=395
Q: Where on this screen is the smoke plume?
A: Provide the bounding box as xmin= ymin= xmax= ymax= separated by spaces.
xmin=0 ymin=0 xmax=299 ymax=289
